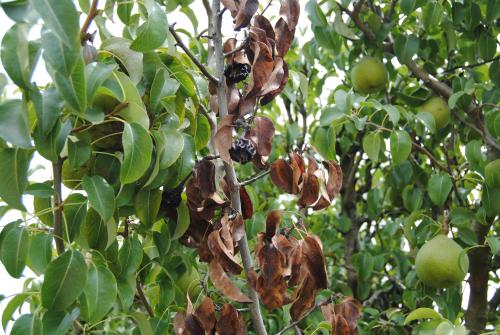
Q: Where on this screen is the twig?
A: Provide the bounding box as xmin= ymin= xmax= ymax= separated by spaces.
xmin=211 ymin=0 xmax=267 ymax=333
xmin=136 ymin=281 xmax=154 ymax=318
xmin=240 ymin=170 xmax=271 ymax=186
xmin=276 ymin=300 xmax=331 ymax=335
xmin=445 ymin=55 xmax=500 ymax=73
xmin=52 ymin=159 xmax=65 ymax=255
xmin=168 ymin=25 xmax=219 ymax=84
xmin=386 ymin=0 xmax=397 ymax=22
xmin=79 ymin=0 xmax=99 ymax=44
xmin=261 ymin=0 xmax=273 ymax=15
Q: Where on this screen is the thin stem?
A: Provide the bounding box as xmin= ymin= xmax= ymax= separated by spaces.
xmin=444 ymin=55 xmax=500 ymax=73
xmin=276 ymin=300 xmax=331 ymax=335
xmin=168 ymin=25 xmax=219 ymax=84
xmin=52 ymin=158 xmax=65 ymax=255
xmin=240 ymin=170 xmax=271 ymax=186
xmin=211 ymin=0 xmax=267 ymax=333
xmin=136 ymin=281 xmax=155 ymax=318
xmin=79 ymin=0 xmax=99 ymax=44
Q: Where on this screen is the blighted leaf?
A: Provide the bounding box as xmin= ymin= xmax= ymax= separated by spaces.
xmin=270 ymin=159 xmax=296 ymax=194
xmin=303 ymin=235 xmax=328 ymax=289
xmin=215 ymin=304 xmax=246 ymax=335
xmin=208 ymin=230 xmax=242 ymax=275
xmin=240 ymin=186 xmax=254 ymax=219
xmin=251 ymin=116 xmax=275 ymax=156
xmin=290 ymin=275 xmax=317 ymax=321
xmin=265 ymin=210 xmax=281 ymax=239
xmin=279 ymin=0 xmax=300 ymax=30
xmin=298 ymin=160 xmax=320 ymax=207
xmin=215 ymin=116 xmax=235 ymax=163
xmin=234 ymin=0 xmax=259 ymax=30
xmin=209 ymin=260 xmax=252 ymax=303
xmin=194 ymin=297 xmax=216 ymax=332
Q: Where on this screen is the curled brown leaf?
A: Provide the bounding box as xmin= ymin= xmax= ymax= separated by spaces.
xmin=209 ymin=260 xmax=252 ymax=303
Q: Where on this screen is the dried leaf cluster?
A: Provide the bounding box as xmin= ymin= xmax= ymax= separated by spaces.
xmin=321 ymin=297 xmax=363 ymax=335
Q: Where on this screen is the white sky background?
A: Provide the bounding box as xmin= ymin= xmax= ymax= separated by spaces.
xmin=0 ymin=0 xmax=496 ymax=333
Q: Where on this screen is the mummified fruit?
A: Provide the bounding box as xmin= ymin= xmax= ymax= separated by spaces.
xmin=229 ymin=138 xmax=256 ymax=164
xmin=224 ymin=62 xmax=251 ymax=84
xmin=162 ymin=184 xmax=184 ymax=209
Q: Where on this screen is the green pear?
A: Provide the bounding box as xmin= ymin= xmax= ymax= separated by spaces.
xmin=415 ymin=235 xmax=468 ymax=289
xmin=351 ymin=56 xmax=388 ymax=94
xmin=418 ymin=97 xmax=451 ymax=129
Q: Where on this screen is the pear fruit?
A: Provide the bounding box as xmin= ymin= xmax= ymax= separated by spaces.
xmin=418 ymin=97 xmax=451 ymax=129
xmin=484 ymin=159 xmax=500 ymax=188
xmin=351 ymin=56 xmax=388 ymax=94
xmin=415 ymin=235 xmax=468 ymax=289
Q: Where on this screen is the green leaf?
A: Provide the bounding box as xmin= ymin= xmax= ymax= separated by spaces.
xmin=41 ymin=29 xmax=79 ymax=77
xmin=80 ymin=263 xmax=118 ymax=323
xmin=85 ymin=62 xmax=116 ymax=103
xmin=130 ymin=311 xmax=154 ymax=335
xmin=34 ymin=119 xmax=71 ymax=162
xmin=305 ymin=0 xmax=328 ymax=27
xmin=11 ymin=314 xmax=42 ymax=335
xmin=117 ymin=237 xmax=143 ymax=279
xmin=400 ymin=0 xmax=416 ymax=15
xmin=383 ymin=104 xmax=400 ymax=125
xmin=32 ymin=87 xmax=63 ymax=137
xmin=134 ymin=189 xmax=162 ymax=227
xmin=416 ymin=112 xmax=436 ymax=133
xmin=32 ymin=0 xmax=79 ymax=48
xmin=363 ymin=132 xmax=381 ymax=162
xmin=333 ymin=14 xmax=358 ymax=40
xmin=172 ymin=199 xmax=190 ymax=240
xmin=112 ymin=71 xmax=149 ymax=128
xmin=164 ymin=134 xmax=195 ymax=188
xmin=27 ymin=233 xmax=52 ymax=275
xmin=355 ymin=252 xmax=374 ymax=281
xmin=404 ymin=307 xmax=443 ymax=325
xmin=478 ymin=33 xmax=496 ymax=60
xmin=195 ymin=113 xmax=211 ymax=151
xmin=150 ymin=68 xmax=179 ymax=113
xmin=120 ymin=122 xmax=153 ymax=184
xmin=67 ymin=138 xmax=91 ymax=169
xmin=465 ymin=140 xmax=485 ymax=172
xmin=2 ymin=293 xmax=30 ymax=330
xmin=390 ymin=130 xmax=412 ymax=165
xmin=0 ymin=222 xmax=28 ymax=278
xmin=450 ymin=207 xmax=475 ymax=227
xmin=102 ymin=38 xmax=143 ymax=85
xmin=427 ymin=173 xmax=452 ymax=207
xmin=1 ymin=24 xmax=31 ymax=89
xmin=1 ymin=1 xmax=38 ymax=24
xmin=154 ymin=126 xmax=185 ymax=169
xmin=41 ymin=250 xmax=88 ymax=311
xmin=486 ymin=0 xmax=500 ymax=22
xmin=422 ymin=2 xmax=442 ymax=32
xmin=403 ymin=185 xmax=423 ymax=211
xmin=312 ymin=126 xmax=336 ymax=160
xmin=394 ymin=35 xmax=419 ymax=64
xmin=0 ymin=148 xmax=33 ymax=210
xmin=82 ymin=175 xmax=115 ymax=223
xmin=63 ymin=193 xmax=87 ymax=242
xmin=117 ymin=0 xmax=134 ymax=24
xmin=0 ymin=100 xmax=32 ymax=148
xmin=48 ymin=56 xmax=87 ymax=114
xmin=80 ymin=208 xmax=108 ymax=251
xmin=130 ymin=0 xmax=168 ymax=52
xmin=485 ymin=237 xmax=500 ymax=255
xmin=42 ymin=309 xmax=79 ymax=335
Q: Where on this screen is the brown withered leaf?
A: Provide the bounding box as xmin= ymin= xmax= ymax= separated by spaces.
xmin=257 ymin=275 xmax=289 ymax=310
xmin=221 ymin=0 xmax=238 ymax=17
xmin=216 ymin=304 xmax=246 ymax=335
xmin=234 ymin=0 xmax=259 ymax=30
xmin=194 ymin=160 xmax=216 ymax=198
xmin=210 ymin=94 xmax=218 ymax=114
xmin=173 ymin=312 xmax=205 ymax=335
xmin=240 ymin=186 xmax=253 ymax=219
xmin=298 ymin=159 xmax=320 ymax=207
xmin=279 ymin=0 xmax=300 ymax=31
xmin=303 ymin=235 xmax=328 ymax=289
xmin=238 ymin=94 xmax=257 ymax=116
xmin=252 ymin=116 xmax=275 ymax=156
xmin=260 ymin=57 xmax=286 ymax=96
xmin=231 ymin=213 xmax=245 ymax=242
xmin=207 ymin=230 xmax=242 ymax=275
xmin=174 ymin=312 xmax=187 ymax=335
xmin=290 ymin=275 xmax=317 ymax=321
xmin=321 ymin=304 xmax=335 ymax=324
xmin=287 ymin=240 xmax=303 ymax=286
xmin=209 ymin=260 xmax=252 ymax=303
xmin=270 ymin=159 xmax=295 ymax=194
xmin=324 ymin=160 xmax=343 ymax=199
xmin=332 ymin=314 xmax=351 ymax=335
xmin=194 ymin=297 xmax=216 ymax=332
xmin=224 ymin=38 xmax=237 ymax=64
xmin=335 ymin=297 xmax=362 ymax=332
xmin=215 ymin=115 xmax=235 ymax=163
xmin=253 ymin=15 xmax=276 ymax=42
xmin=275 ymin=18 xmax=293 ymax=57
xmin=247 ymin=41 xmax=274 ymax=96
xmin=228 ymin=84 xmax=241 ymax=115
xmin=265 ymin=210 xmax=281 ymax=239
xmin=261 ymin=59 xmax=289 ymax=105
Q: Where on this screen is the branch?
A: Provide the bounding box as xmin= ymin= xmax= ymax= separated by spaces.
xmin=276 ymin=300 xmax=331 ymax=335
xmin=211 ymin=0 xmax=267 ymax=333
xmin=240 ymin=170 xmax=270 ymax=186
xmin=168 ymin=25 xmax=219 ymax=85
xmin=489 ymin=287 xmax=500 ymax=313
xmin=79 ymin=0 xmax=99 ymax=44
xmin=136 ymin=281 xmax=155 ymax=318
xmin=52 ymin=159 xmax=65 ymax=255
xmin=445 ymin=55 xmax=500 ymax=73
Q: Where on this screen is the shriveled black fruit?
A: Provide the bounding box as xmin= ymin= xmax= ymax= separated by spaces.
xmin=161 ymin=183 xmax=184 ymax=209
xmin=224 ymin=62 xmax=251 ymax=84
xmin=229 ymin=138 xmax=256 ymax=164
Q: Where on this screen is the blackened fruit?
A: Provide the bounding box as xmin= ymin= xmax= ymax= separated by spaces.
xmin=162 ymin=184 xmax=184 ymax=209
xmin=224 ymin=62 xmax=251 ymax=84
xmin=229 ymin=138 xmax=256 ymax=164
